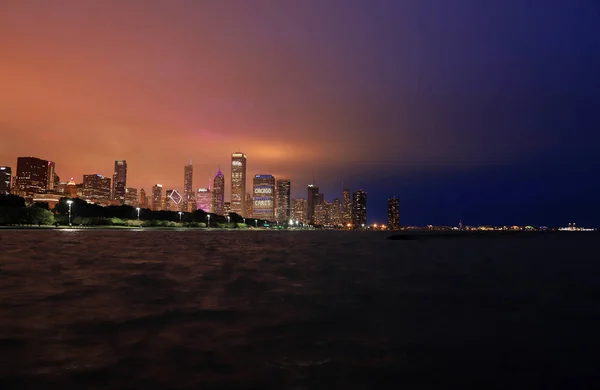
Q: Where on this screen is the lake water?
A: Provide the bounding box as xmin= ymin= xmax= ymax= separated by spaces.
xmin=0 ymin=230 xmax=599 ymax=389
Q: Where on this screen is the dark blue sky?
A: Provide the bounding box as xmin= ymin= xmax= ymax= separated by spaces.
xmin=1 ymin=0 xmax=599 ymax=226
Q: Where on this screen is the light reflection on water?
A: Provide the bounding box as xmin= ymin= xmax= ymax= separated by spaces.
xmin=0 ymin=230 xmax=599 ymax=389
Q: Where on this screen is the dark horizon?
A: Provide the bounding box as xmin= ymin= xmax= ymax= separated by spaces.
xmin=1 ymin=0 xmax=599 ymax=227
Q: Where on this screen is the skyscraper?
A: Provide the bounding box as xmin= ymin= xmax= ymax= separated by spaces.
xmin=292 ymin=198 xmax=307 ymax=223
xmin=245 ymin=193 xmax=253 ymax=219
xmin=388 ymin=196 xmax=400 ymax=230
xmin=276 ymin=179 xmax=291 ymax=222
xmin=231 ymin=152 xmax=247 ymax=217
xmin=196 ymin=188 xmax=212 ymax=213
xmin=307 ymin=184 xmax=319 ymax=224
xmin=112 ymin=160 xmax=127 ymax=203
xmin=125 ymin=187 xmax=138 ymax=207
xmin=183 ymin=162 xmax=194 ymax=212
xmin=82 ymin=174 xmax=111 ymax=202
xmin=139 ymin=188 xmax=148 ymax=208
xmin=152 ymin=184 xmax=163 ymax=211
xmin=253 ymin=174 xmax=275 ymax=221
xmin=212 ymin=169 xmax=225 ymax=215
xmin=15 ymin=157 xmax=51 ymax=201
xmin=47 ymin=161 xmax=56 ymax=191
xmin=0 ymin=166 xmax=11 ymax=195
xmin=224 ymin=202 xmax=231 ymax=215
xmin=331 ymin=198 xmax=342 ymax=226
xmin=352 ymin=190 xmax=367 ymax=228
xmin=165 ymin=189 xmax=183 ymax=211
xmin=342 ymin=188 xmax=352 ymax=224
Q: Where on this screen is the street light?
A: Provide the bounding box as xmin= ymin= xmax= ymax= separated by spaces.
xmin=243 ymin=218 xmax=245 ymax=225
xmin=67 ymin=200 xmax=73 ymax=226
xmin=207 ymin=214 xmax=210 ymax=228
xmin=178 ymin=211 xmax=182 ymax=223
xmin=136 ymin=207 xmax=140 ymax=220
xmin=255 ymin=219 xmax=258 ymax=228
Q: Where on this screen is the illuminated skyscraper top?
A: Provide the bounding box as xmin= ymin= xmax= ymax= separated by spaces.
xmin=112 ymin=160 xmax=127 ymax=204
xmin=213 ymin=169 xmax=225 ymax=215
xmin=231 ymin=152 xmax=247 ymax=217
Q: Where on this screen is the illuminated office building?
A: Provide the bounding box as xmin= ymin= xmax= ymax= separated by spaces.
xmin=47 ymin=161 xmax=56 ymax=191
xmin=307 ymin=184 xmax=319 ymax=224
xmin=139 ymin=188 xmax=148 ymax=208
xmin=196 ymin=188 xmax=212 ymax=213
xmin=245 ymin=193 xmax=253 ymax=219
xmin=212 ymin=169 xmax=225 ymax=215
xmin=183 ymin=162 xmax=195 ymax=212
xmin=152 ymin=184 xmax=163 ymax=211
xmin=276 ymin=179 xmax=291 ymax=222
xmin=165 ymin=189 xmax=183 ymax=211
xmin=0 ymin=166 xmax=11 ymax=195
xmin=292 ymin=198 xmax=307 ymax=223
xmin=82 ymin=174 xmax=111 ymax=202
xmin=352 ymin=190 xmax=367 ymax=228
xmin=112 ymin=160 xmax=127 ymax=203
xmin=224 ymin=202 xmax=231 ymax=215
xmin=15 ymin=157 xmax=51 ymax=201
xmin=253 ymin=174 xmax=275 ymax=221
xmin=231 ymin=152 xmax=247 ymax=217
xmin=125 ymin=187 xmax=138 ymax=207
xmin=331 ymin=198 xmax=342 ymax=226
xmin=342 ymin=188 xmax=352 ymax=224
xmin=388 ymin=196 xmax=400 ymax=230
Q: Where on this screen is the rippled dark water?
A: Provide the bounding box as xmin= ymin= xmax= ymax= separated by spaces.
xmin=1 ymin=229 xmax=599 ymax=389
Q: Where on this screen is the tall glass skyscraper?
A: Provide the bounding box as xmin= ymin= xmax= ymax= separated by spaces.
xmin=253 ymin=174 xmax=275 ymax=221
xmin=276 ymin=179 xmax=291 ymax=222
xmin=212 ymin=169 xmax=225 ymax=215
xmin=231 ymin=152 xmax=246 ymax=217
xmin=183 ymin=162 xmax=194 ymax=212
xmin=307 ymin=184 xmax=319 ymax=224
xmin=342 ymin=188 xmax=352 ymax=225
xmin=352 ymin=189 xmax=367 ymax=228
xmin=151 ymin=184 xmax=163 ymax=211
xmin=112 ymin=160 xmax=127 ymax=203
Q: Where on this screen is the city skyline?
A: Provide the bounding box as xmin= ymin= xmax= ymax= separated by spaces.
xmin=1 ymin=1 xmax=599 ymax=226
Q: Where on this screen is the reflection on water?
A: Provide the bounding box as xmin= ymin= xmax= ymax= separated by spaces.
xmin=0 ymin=230 xmax=599 ymax=389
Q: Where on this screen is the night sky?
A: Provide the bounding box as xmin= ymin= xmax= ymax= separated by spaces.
xmin=1 ymin=0 xmax=599 ymax=226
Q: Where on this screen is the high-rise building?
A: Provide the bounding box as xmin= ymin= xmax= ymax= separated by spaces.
xmin=15 ymin=157 xmax=51 ymax=201
xmin=307 ymin=184 xmax=319 ymax=224
xmin=212 ymin=169 xmax=225 ymax=215
xmin=47 ymin=161 xmax=56 ymax=191
xmin=231 ymin=152 xmax=247 ymax=217
xmin=253 ymin=174 xmax=275 ymax=221
xmin=292 ymin=198 xmax=307 ymax=223
xmin=112 ymin=160 xmax=127 ymax=203
xmin=125 ymin=187 xmax=138 ymax=207
xmin=152 ymin=184 xmax=163 ymax=211
xmin=224 ymin=202 xmax=231 ymax=215
xmin=342 ymin=188 xmax=352 ymax=224
xmin=196 ymin=188 xmax=212 ymax=213
xmin=276 ymin=179 xmax=291 ymax=223
xmin=388 ymin=196 xmax=400 ymax=230
xmin=183 ymin=162 xmax=194 ymax=212
xmin=352 ymin=190 xmax=367 ymax=228
xmin=139 ymin=188 xmax=148 ymax=208
xmin=0 ymin=166 xmax=11 ymax=195
xmin=314 ymin=201 xmax=330 ymax=226
xmin=165 ymin=189 xmax=183 ymax=211
xmin=331 ymin=198 xmax=342 ymax=226
xmin=82 ymin=174 xmax=111 ymax=202
xmin=245 ymin=193 xmax=253 ymax=219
